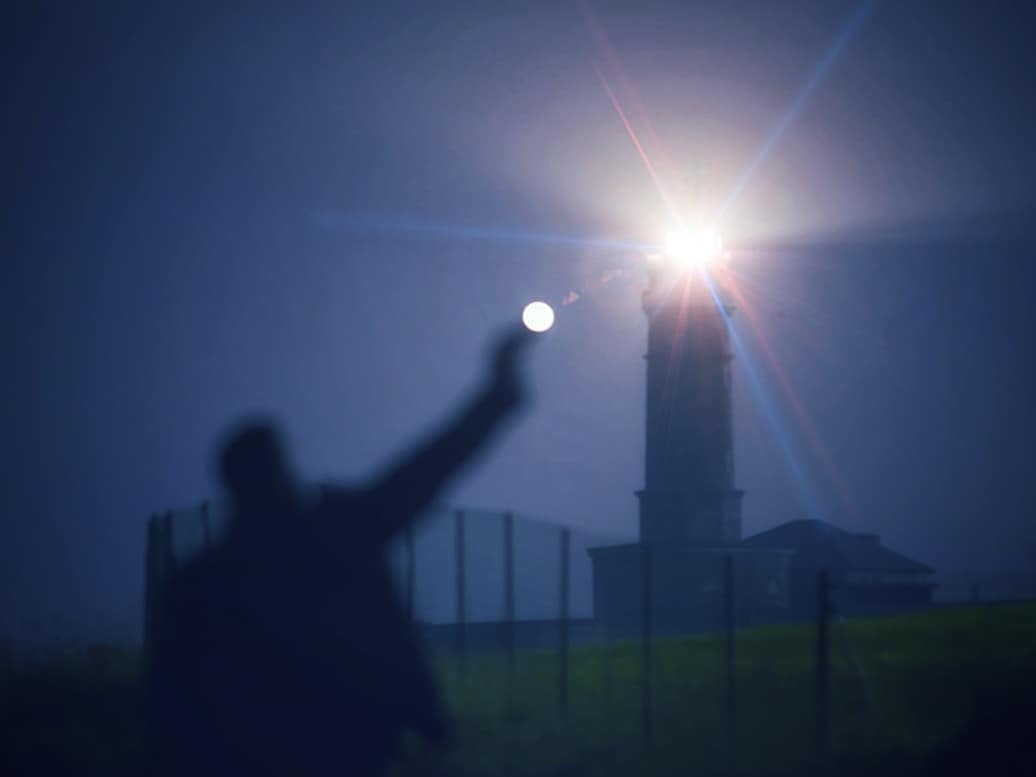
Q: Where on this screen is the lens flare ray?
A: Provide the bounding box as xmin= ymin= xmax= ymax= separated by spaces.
xmin=701 ymin=273 xmax=824 ymax=515
xmin=590 ymin=63 xmax=680 ymax=223
xmin=718 ymin=0 xmax=877 ymax=224
xmin=577 ymin=0 xmax=685 ymax=225
xmin=719 ymin=271 xmax=856 ymax=518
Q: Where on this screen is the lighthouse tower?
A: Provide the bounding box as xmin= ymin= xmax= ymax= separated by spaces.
xmin=588 ymin=250 xmax=790 ymax=633
xmin=638 ymin=263 xmax=743 ymax=545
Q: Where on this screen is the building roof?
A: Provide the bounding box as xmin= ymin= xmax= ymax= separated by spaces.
xmin=741 ymin=519 xmax=934 ymax=575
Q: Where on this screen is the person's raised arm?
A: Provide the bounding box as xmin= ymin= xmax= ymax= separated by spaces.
xmin=356 ymin=326 xmax=536 ymax=544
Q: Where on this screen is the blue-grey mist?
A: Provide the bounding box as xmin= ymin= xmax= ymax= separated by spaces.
xmin=3 ymin=0 xmax=1035 ymax=644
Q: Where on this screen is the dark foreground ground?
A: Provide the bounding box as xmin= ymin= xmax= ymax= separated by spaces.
xmin=3 ymin=603 xmax=1036 ymax=776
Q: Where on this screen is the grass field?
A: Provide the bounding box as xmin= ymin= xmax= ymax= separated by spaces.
xmin=3 ymin=604 xmax=1036 ymax=776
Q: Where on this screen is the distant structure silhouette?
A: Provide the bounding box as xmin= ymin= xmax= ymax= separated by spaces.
xmin=590 ymin=260 xmax=791 ymax=632
xmin=588 ymin=260 xmax=932 ymax=633
xmin=146 ymin=327 xmax=535 ymax=777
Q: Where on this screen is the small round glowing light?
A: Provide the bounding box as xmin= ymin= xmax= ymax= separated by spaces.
xmin=521 ymin=301 xmax=555 ymax=333
xmin=663 ymin=229 xmax=724 ymax=269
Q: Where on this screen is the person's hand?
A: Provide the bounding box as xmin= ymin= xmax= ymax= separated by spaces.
xmin=488 ymin=325 xmax=537 ymax=403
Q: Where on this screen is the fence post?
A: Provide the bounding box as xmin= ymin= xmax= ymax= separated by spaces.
xmin=603 ymin=609 xmax=615 ymax=758
xmin=724 ymin=553 xmax=736 ymax=767
xmin=503 ymin=512 xmax=516 ymax=716
xmin=143 ymin=514 xmax=161 ymax=656
xmin=816 ymin=569 xmax=832 ymax=760
xmin=405 ymin=525 xmax=415 ymax=624
xmin=641 ymin=543 xmax=653 ymax=745
xmin=559 ymin=527 xmax=571 ymax=721
xmin=162 ymin=511 xmax=177 ymax=576
xmin=200 ymin=500 xmax=212 ymax=551
xmin=454 ymin=510 xmax=467 ymax=670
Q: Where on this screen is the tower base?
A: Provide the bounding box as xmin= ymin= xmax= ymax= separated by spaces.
xmin=587 ymin=542 xmax=793 ymax=636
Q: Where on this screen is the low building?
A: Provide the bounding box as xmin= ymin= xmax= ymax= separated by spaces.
xmin=741 ymin=519 xmax=934 ymax=617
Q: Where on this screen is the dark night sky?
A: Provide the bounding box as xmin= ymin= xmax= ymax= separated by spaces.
xmin=3 ymin=0 xmax=1036 ymax=641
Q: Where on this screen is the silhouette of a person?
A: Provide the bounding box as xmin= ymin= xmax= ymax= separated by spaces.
xmin=147 ymin=327 xmax=536 ymax=777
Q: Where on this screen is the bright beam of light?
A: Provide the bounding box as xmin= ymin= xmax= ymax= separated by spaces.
xmin=663 ymin=229 xmax=724 ymax=270
xmin=311 ymin=210 xmax=652 ymax=254
xmin=717 ymin=0 xmax=878 ymax=223
xmin=721 ymin=273 xmax=857 ymax=519
xmin=702 ymin=273 xmax=824 ymax=517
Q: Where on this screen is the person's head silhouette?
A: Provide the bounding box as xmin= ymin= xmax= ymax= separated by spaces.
xmin=218 ymin=420 xmax=299 ymax=519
